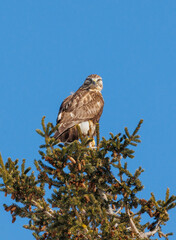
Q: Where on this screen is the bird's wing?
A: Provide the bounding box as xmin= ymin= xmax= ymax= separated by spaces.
xmin=56 ymin=94 xmax=74 ymax=124
xmin=56 ymin=89 xmax=104 ymax=137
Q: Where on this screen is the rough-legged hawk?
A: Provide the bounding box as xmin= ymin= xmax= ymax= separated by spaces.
xmin=54 ymin=74 xmax=104 ymax=143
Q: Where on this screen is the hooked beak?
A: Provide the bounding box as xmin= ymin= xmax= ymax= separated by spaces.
xmin=92 ymin=79 xmax=96 ymax=85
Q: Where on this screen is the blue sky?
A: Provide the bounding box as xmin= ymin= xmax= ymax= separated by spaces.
xmin=0 ymin=1 xmax=176 ymax=239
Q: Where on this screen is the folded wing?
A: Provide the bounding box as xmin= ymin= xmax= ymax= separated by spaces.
xmin=54 ymin=89 xmax=104 ymax=139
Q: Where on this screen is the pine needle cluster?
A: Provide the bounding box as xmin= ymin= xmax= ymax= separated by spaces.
xmin=0 ymin=117 xmax=175 ymax=240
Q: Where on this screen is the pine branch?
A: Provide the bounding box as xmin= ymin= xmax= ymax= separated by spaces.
xmin=31 ymin=200 xmax=54 ymax=218
xmin=0 ymin=118 xmax=175 ymax=239
xmin=126 ymin=204 xmax=163 ymax=239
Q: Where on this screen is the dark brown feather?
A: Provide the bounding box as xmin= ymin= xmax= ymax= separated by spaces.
xmin=54 ymin=83 xmax=104 ymax=142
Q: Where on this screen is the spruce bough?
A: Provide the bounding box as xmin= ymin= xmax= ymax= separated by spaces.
xmin=0 ymin=117 xmax=175 ymax=239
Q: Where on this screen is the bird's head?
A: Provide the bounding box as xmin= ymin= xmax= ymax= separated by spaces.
xmin=82 ymin=74 xmax=103 ymax=91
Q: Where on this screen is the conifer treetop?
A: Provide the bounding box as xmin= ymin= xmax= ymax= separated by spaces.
xmin=0 ymin=118 xmax=175 ymax=239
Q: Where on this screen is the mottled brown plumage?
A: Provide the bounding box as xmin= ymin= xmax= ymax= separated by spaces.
xmin=54 ymin=74 xmax=104 ymax=143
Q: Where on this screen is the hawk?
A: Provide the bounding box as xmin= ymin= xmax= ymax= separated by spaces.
xmin=54 ymin=74 xmax=104 ymax=143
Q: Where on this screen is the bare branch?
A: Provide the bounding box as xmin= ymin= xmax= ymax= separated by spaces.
xmin=31 ymin=200 xmax=54 ymax=218
xmin=125 ymin=204 xmax=162 ymax=239
xmin=98 ymin=190 xmax=122 ymax=217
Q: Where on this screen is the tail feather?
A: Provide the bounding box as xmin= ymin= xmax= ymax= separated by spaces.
xmin=53 ymin=126 xmax=78 ymax=143
xmin=53 ymin=130 xmax=61 ymax=140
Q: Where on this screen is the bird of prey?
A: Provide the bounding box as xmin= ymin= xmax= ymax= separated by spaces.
xmin=54 ymin=74 xmax=104 ymax=143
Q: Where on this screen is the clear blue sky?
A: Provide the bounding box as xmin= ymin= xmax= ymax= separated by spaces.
xmin=0 ymin=1 xmax=176 ymax=239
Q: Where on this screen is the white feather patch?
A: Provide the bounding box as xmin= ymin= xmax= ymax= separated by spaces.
xmin=70 ymin=112 xmax=74 ymax=118
xmin=79 ymin=121 xmax=89 ymax=135
xmin=58 ymin=113 xmax=62 ymax=120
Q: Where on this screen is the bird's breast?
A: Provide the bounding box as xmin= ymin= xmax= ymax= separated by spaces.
xmin=79 ymin=121 xmax=89 ymax=135
xmin=78 ymin=121 xmax=96 ymax=136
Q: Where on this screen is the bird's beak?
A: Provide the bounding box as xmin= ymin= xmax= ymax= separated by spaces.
xmin=92 ymin=80 xmax=96 ymax=85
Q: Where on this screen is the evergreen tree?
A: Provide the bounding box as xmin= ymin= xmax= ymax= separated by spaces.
xmin=0 ymin=117 xmax=175 ymax=240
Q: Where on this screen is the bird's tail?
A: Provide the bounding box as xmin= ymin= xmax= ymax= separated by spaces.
xmin=53 ymin=130 xmax=61 ymax=141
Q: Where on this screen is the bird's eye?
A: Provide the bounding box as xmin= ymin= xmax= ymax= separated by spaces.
xmin=84 ymin=79 xmax=91 ymax=85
